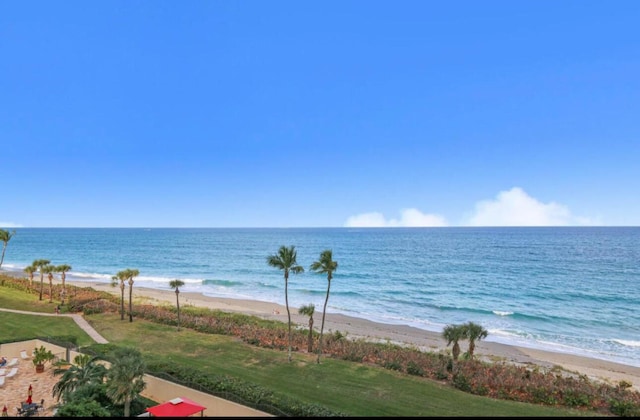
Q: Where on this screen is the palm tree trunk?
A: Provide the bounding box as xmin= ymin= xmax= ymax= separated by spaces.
xmin=128 ymin=282 xmax=133 ymax=322
xmin=61 ymin=273 xmax=66 ymax=305
xmin=307 ymin=317 xmax=314 ymax=353
xmin=120 ymin=284 xmax=125 ymax=320
xmin=39 ymin=273 xmax=44 ymax=301
xmin=48 ymin=274 xmax=53 ymax=303
xmin=317 ymin=280 xmax=331 ymax=364
xmin=285 ymin=275 xmax=292 ymax=363
xmin=176 ymin=291 xmax=181 ymax=331
xmin=0 ymin=244 xmax=7 ymax=268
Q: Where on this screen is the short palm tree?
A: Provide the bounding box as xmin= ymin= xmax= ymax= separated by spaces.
xmin=169 ymin=279 xmax=185 ymax=331
xmin=52 ymin=354 xmax=108 ymax=403
xmin=465 ymin=321 xmax=489 ymax=359
xmin=267 ymin=245 xmax=304 ymax=362
xmin=0 ymin=229 xmax=15 ymax=268
xmin=106 ymin=347 xmax=146 ymax=418
xmin=24 ymin=265 xmax=36 ymax=286
xmin=310 ymin=249 xmax=338 ymax=364
xmin=442 ymin=324 xmax=466 ymax=362
xmin=298 ymin=303 xmax=315 ymax=353
xmin=55 ymin=264 xmax=72 ymax=305
xmin=111 ymin=271 xmax=129 ymax=321
xmin=32 ymin=259 xmax=51 ymax=301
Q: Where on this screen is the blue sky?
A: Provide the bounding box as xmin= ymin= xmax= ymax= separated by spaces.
xmin=1 ymin=1 xmax=639 ymax=228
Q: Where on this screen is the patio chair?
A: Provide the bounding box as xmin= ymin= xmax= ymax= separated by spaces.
xmin=0 ymin=375 xmax=5 ymax=387
xmin=7 ymin=357 xmax=18 ymax=367
xmin=20 ymin=350 xmax=31 ymax=360
xmin=5 ymin=367 xmax=17 ymax=379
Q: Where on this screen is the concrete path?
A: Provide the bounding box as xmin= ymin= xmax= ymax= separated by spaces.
xmin=0 ymin=308 xmax=109 ymax=344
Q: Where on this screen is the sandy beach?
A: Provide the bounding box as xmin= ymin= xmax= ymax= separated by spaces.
xmin=67 ymin=278 xmax=640 ymax=391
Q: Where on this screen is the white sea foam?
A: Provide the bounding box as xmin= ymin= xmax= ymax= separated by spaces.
xmin=493 ymin=310 xmax=513 ymax=316
xmin=612 ymin=339 xmax=640 ymax=347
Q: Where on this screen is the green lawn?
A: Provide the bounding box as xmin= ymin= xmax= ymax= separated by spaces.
xmin=0 ymin=285 xmax=601 ymax=417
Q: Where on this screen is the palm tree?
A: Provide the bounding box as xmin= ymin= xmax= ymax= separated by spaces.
xmin=42 ymin=264 xmax=56 ymax=303
xmin=169 ymin=279 xmax=185 ymax=331
xmin=298 ymin=303 xmax=315 ymax=353
xmin=442 ymin=324 xmax=466 ymax=362
xmin=267 ymin=245 xmax=304 ymax=362
xmin=126 ymin=269 xmax=140 ymax=323
xmin=0 ymin=229 xmax=15 ymax=268
xmin=106 ymin=347 xmax=146 ymax=418
xmin=52 ymin=354 xmax=108 ymax=403
xmin=111 ymin=271 xmax=128 ymax=321
xmin=55 ymin=264 xmax=72 ymax=305
xmin=310 ymin=249 xmax=338 ymax=364
xmin=32 ymin=259 xmax=51 ymax=301
xmin=464 ymin=321 xmax=488 ymax=359
xmin=24 ymin=265 xmax=36 ymax=286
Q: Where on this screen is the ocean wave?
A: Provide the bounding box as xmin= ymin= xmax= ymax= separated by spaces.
xmin=202 ymin=279 xmax=243 ymax=287
xmin=493 ymin=310 xmax=514 ymax=316
xmin=612 ymin=339 xmax=640 ymax=347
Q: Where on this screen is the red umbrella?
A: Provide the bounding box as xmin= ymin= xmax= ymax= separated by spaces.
xmin=26 ymin=384 xmax=33 ymax=405
xmin=2 ymin=405 xmax=8 ymax=417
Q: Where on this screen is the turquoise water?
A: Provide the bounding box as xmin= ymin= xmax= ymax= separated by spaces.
xmin=2 ymin=227 xmax=639 ymax=366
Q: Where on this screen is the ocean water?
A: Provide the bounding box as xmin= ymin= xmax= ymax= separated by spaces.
xmin=1 ymin=227 xmax=639 ymax=367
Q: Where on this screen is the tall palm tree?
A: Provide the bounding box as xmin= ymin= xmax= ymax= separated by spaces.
xmin=106 ymin=347 xmax=146 ymax=418
xmin=126 ymin=268 xmax=140 ymax=323
xmin=310 ymin=249 xmax=338 ymax=364
xmin=111 ymin=271 xmax=128 ymax=321
xmin=55 ymin=264 xmax=72 ymax=305
xmin=169 ymin=279 xmax=185 ymax=331
xmin=24 ymin=265 xmax=36 ymax=286
xmin=52 ymin=354 xmax=108 ymax=403
xmin=32 ymin=259 xmax=51 ymax=301
xmin=442 ymin=324 xmax=465 ymax=362
xmin=0 ymin=229 xmax=15 ymax=268
xmin=464 ymin=321 xmax=488 ymax=359
xmin=42 ymin=264 xmax=56 ymax=303
xmin=267 ymin=245 xmax=304 ymax=362
xmin=298 ymin=303 xmax=315 ymax=353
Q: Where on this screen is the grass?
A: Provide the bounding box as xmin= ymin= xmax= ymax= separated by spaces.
xmin=0 ymin=311 xmax=94 ymax=347
xmin=0 ymin=285 xmax=61 ymax=313
xmin=0 ymin=285 xmax=601 ymax=417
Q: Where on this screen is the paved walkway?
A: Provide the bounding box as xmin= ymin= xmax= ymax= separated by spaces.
xmin=0 ymin=308 xmax=109 ymax=344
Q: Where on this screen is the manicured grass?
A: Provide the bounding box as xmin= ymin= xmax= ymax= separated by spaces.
xmin=0 ymin=286 xmax=60 ymax=313
xmin=0 ymin=311 xmax=95 ymax=347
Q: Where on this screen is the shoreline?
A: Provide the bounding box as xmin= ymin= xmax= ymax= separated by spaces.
xmin=2 ymin=268 xmax=639 ymax=391
xmin=73 ymin=278 xmax=640 ymax=391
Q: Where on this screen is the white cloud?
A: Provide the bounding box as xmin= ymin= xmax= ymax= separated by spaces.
xmin=0 ymin=222 xmax=22 ymax=228
xmin=464 ymin=187 xmax=597 ymax=226
xmin=344 ymin=208 xmax=448 ymax=227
